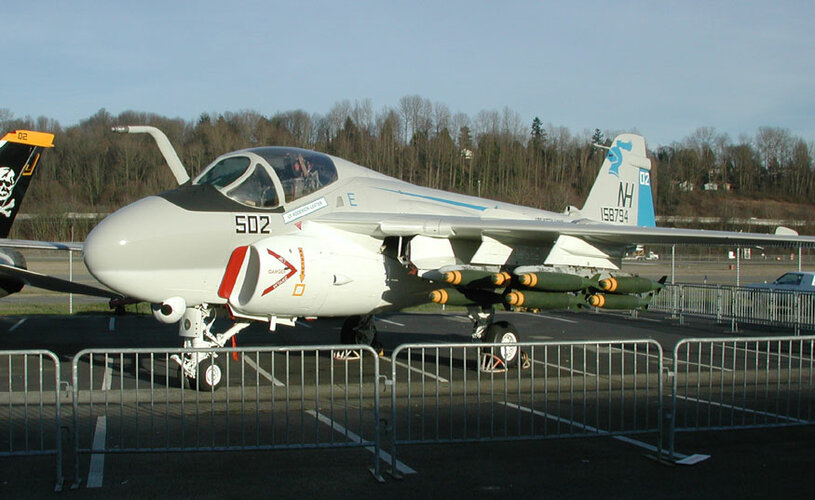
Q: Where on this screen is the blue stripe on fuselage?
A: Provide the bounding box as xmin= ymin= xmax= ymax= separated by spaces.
xmin=374 ymin=187 xmax=488 ymax=211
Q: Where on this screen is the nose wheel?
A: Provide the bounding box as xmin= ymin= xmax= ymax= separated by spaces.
xmin=194 ymin=355 xmax=224 ymax=390
xmin=175 ymin=352 xmax=226 ymax=391
xmin=171 ymin=304 xmax=249 ymax=391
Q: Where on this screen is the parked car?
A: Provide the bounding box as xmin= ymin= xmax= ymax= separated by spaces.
xmin=745 ymin=271 xmax=815 ymax=292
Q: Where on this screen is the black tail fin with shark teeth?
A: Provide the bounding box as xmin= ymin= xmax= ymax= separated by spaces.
xmin=0 ymin=130 xmax=54 ymax=238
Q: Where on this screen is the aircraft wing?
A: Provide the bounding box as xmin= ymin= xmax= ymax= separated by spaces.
xmin=314 ymin=212 xmax=815 ymax=248
xmin=0 ymin=263 xmax=121 ymax=298
xmin=0 ymin=238 xmax=83 ymax=251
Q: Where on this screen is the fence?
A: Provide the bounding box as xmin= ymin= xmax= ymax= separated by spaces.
xmin=387 ymin=340 xmax=664 ymax=474
xmin=651 ymin=284 xmax=815 ymax=334
xmin=71 ymin=345 xmax=383 ymax=484
xmin=0 ymin=350 xmax=63 ymax=491
xmin=2 ymin=335 xmax=815 ymax=488
xmin=669 ymin=336 xmax=815 ymax=459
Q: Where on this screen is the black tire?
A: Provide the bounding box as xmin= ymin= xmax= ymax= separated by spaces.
xmin=483 ymin=321 xmax=520 ymax=368
xmin=340 ymin=316 xmax=360 ymax=344
xmin=340 ymin=315 xmax=378 ymax=347
xmin=193 ymin=354 xmax=224 ymax=391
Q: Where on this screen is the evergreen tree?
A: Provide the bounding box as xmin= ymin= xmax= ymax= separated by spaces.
xmin=591 ymin=128 xmax=603 ymax=145
xmin=531 ymin=117 xmax=544 ymax=148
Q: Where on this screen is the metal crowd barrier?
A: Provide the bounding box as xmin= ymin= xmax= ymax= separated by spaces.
xmin=651 ymin=284 xmax=815 ymax=334
xmin=387 ymin=340 xmax=665 ymax=472
xmin=669 ymin=336 xmax=815 ymax=459
xmin=0 ymin=350 xmax=63 ymax=491
xmin=71 ymin=345 xmax=383 ymax=484
xmin=5 ymin=336 xmax=815 ymax=487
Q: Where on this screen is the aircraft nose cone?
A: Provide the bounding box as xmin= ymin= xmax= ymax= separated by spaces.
xmin=84 ymin=196 xmax=177 ymax=301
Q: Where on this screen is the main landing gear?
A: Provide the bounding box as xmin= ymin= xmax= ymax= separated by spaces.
xmin=332 ymin=308 xmax=525 ymax=372
xmin=467 ymin=306 xmax=523 ymax=372
xmin=170 ymin=304 xmax=250 ymax=391
xmin=335 ymin=315 xmax=384 ymax=361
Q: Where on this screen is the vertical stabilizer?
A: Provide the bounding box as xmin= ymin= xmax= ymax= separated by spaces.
xmin=549 ymin=134 xmax=655 ymax=269
xmin=0 ymin=130 xmax=55 ymax=237
xmin=579 ymin=134 xmax=655 ymax=227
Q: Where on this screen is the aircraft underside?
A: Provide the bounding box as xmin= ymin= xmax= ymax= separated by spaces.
xmin=167 ymin=229 xmax=663 ymax=391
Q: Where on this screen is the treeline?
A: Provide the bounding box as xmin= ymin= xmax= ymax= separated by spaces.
xmin=1 ymin=97 xmax=813 ymax=237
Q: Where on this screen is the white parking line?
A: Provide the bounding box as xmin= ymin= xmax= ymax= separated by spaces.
xmin=634 ymin=317 xmax=662 ymax=323
xmin=445 ymin=315 xmax=472 ymax=323
xmin=504 ymin=402 xmax=708 ymax=464
xmin=516 ymin=312 xmax=579 ymax=324
xmin=102 ymin=356 xmax=112 ymax=391
xmin=8 ymin=318 xmax=26 ymax=332
xmin=444 ymin=311 xmax=580 ymax=324
xmin=716 ymin=342 xmax=810 ymax=366
xmin=589 ymin=344 xmax=733 ymax=373
xmin=307 ymin=410 xmax=416 ymax=475
xmin=87 ymin=355 xmax=112 ymax=488
xmin=381 ymin=356 xmax=450 ymax=383
xmin=590 ymin=344 xmax=665 ymax=363
xmin=531 ymin=358 xmax=597 ymax=377
xmin=674 ymin=357 xmax=733 ymax=372
xmin=377 ymin=318 xmax=405 ymax=327
xmin=674 ymin=394 xmax=810 ymax=424
xmin=538 ymin=314 xmax=579 ymax=324
xmin=525 ymin=335 xmax=554 ymax=341
xmin=243 ymin=355 xmax=286 ymax=387
xmin=86 ymin=417 xmax=107 ymax=488
xmin=108 ymin=317 xmax=115 ymax=331
xmin=295 ymin=319 xmax=313 ymax=329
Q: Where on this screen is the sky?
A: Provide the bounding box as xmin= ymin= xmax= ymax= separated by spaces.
xmin=3 ymin=0 xmax=814 ymax=148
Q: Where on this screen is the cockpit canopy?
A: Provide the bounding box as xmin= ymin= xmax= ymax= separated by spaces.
xmin=193 ymin=147 xmax=338 ymax=208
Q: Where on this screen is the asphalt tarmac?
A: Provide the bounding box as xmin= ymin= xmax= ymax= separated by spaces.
xmin=1 ymin=308 xmax=813 ymax=498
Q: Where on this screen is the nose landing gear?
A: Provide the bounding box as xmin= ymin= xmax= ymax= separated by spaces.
xmin=170 ymin=304 xmax=250 ymax=391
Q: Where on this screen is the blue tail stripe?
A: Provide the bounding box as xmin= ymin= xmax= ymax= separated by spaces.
xmin=637 ymin=169 xmax=656 ymax=227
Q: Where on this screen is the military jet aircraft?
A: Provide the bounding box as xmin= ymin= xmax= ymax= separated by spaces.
xmin=6 ymin=126 xmax=815 ymax=389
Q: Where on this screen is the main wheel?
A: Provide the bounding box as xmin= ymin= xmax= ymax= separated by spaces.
xmin=194 ymin=354 xmax=224 ymax=391
xmin=340 ymin=315 xmax=379 ymax=348
xmin=483 ymin=321 xmax=520 ymax=368
xmin=340 ymin=316 xmax=360 ymax=344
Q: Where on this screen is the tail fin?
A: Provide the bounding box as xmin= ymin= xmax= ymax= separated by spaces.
xmin=578 ymin=134 xmax=655 ymax=227
xmin=0 ymin=130 xmax=54 ymax=238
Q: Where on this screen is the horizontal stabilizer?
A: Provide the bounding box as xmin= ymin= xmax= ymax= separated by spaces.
xmin=0 ymin=264 xmax=122 ymax=299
